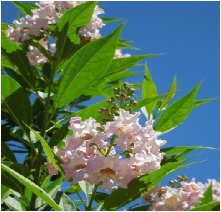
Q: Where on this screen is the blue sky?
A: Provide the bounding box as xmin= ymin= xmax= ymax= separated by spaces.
xmin=1 ymin=0 xmax=220 ymax=188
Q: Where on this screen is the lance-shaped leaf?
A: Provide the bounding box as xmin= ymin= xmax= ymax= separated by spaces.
xmin=1 ymin=32 xmax=34 ymax=88
xmin=49 ymin=122 xmax=69 ymax=147
xmin=142 ymin=63 xmax=158 ymax=118
xmin=54 ymin=24 xmax=124 ymax=108
xmin=191 ymin=184 xmax=218 ymax=211
xmin=1 ymin=164 xmax=62 ymax=211
xmin=12 ymin=1 xmax=38 ymax=15
xmin=193 ymin=98 xmax=216 ymax=108
xmin=4 ymin=196 xmax=24 ymax=211
xmin=2 ymin=163 xmax=31 ymax=194
xmin=2 ymin=142 xmax=17 ymax=163
xmin=154 ymin=82 xmax=202 ymax=133
xmin=132 ymin=95 xmax=165 ymax=112
xmin=160 ymin=75 xmax=177 ymax=110
xmin=1 ymin=75 xmax=33 ymax=135
xmin=100 ymin=54 xmax=158 ymax=80
xmin=56 ymin=1 xmax=97 ymax=62
xmin=54 ymin=191 xmax=77 ymax=211
xmin=27 ymin=126 xmax=65 ymax=176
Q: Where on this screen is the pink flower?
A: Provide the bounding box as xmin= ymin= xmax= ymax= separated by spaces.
xmin=144 ymin=178 xmax=220 ymax=211
xmin=46 ymin=161 xmax=58 ymax=176
xmin=105 ymin=109 xmax=141 ymax=151
xmin=85 ymin=155 xmax=119 ymax=190
xmin=26 ymin=46 xmax=48 ymax=66
xmin=78 ymin=5 xmax=105 ymax=39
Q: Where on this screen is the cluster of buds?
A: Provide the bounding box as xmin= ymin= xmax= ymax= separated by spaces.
xmin=143 ymin=178 xmax=220 ymax=211
xmin=169 ymin=175 xmax=189 ymax=188
xmin=98 ymin=82 xmax=138 ymax=125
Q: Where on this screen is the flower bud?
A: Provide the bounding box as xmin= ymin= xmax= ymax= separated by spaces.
xmin=119 ymin=93 xmax=126 ymax=103
xmin=111 ymin=106 xmax=118 ymax=114
xmin=100 ymin=107 xmax=109 ymax=115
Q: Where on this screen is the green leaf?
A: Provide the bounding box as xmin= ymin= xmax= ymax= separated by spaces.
xmin=191 ymin=201 xmax=220 ymax=211
xmin=1 ymin=31 xmax=34 ymax=88
xmin=79 ymin=181 xmax=94 ymax=205
xmin=142 ymin=63 xmax=158 ymax=118
xmin=117 ymin=41 xmax=140 ymax=50
xmin=2 ymin=164 xmax=62 ymax=211
xmin=75 ymin=99 xmax=109 ymax=121
xmin=1 ymin=164 xmax=31 ymax=194
xmin=128 ymin=204 xmax=149 ymax=211
xmin=2 ymin=23 xmax=13 ymax=30
xmin=154 ymin=82 xmax=202 ymax=133
xmin=1 ymin=55 xmax=16 ymax=70
xmin=56 ymin=2 xmax=97 ymax=63
xmin=1 ymin=142 xmax=17 ymax=163
xmin=4 ymin=196 xmax=24 ymax=211
xmin=160 ymin=146 xmax=215 ymax=165
xmin=49 ymin=122 xmax=69 ymax=147
xmin=101 ymin=17 xmax=122 ymax=23
xmin=192 ymin=184 xmax=214 ymax=211
xmin=12 ymin=1 xmax=38 ymax=15
xmin=132 ymin=95 xmax=165 ymax=112
xmin=94 ymin=192 xmax=109 ymax=203
xmin=103 ymin=71 xmax=137 ymax=83
xmin=54 ymin=191 xmax=77 ymax=211
xmin=160 ymin=75 xmax=177 ymax=109
xmin=44 ymin=176 xmax=64 ymax=193
xmin=200 ymin=184 xmax=213 ymax=204
xmin=1 ymin=75 xmax=33 ymax=135
xmin=55 ymin=24 xmax=124 ymax=108
xmin=102 ymin=159 xmax=190 ymax=211
xmin=161 ymin=145 xmax=215 ymax=155
xmin=1 ymin=185 xmax=10 ymax=201
xmin=27 ymin=127 xmax=65 ymax=176
xmin=100 ymin=54 xmax=158 ymax=80
xmin=194 ymin=98 xmax=216 ymax=108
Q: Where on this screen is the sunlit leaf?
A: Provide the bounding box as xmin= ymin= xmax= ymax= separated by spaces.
xmin=160 ymin=75 xmax=176 ymax=109
xmin=55 ymin=24 xmax=124 ymax=108
xmin=154 ymin=82 xmax=202 ymax=133
xmin=27 ymin=127 xmax=65 ymax=176
xmin=12 ymin=1 xmax=37 ymax=15
xmin=56 ymin=2 xmax=97 ymax=63
xmin=101 ymin=54 xmax=158 ymax=79
xmin=142 ymin=63 xmax=158 ymax=118
xmin=194 ymin=98 xmax=216 ymax=108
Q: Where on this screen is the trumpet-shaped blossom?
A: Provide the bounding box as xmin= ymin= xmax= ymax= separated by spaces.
xmin=143 ymin=178 xmax=220 ymax=211
xmin=47 ymin=109 xmax=166 ymax=190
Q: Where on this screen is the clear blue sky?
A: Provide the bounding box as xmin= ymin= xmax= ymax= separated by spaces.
xmin=1 ymin=1 xmax=220 ymax=187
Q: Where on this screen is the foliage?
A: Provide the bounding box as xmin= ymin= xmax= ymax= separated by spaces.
xmin=1 ymin=1 xmax=219 ymax=211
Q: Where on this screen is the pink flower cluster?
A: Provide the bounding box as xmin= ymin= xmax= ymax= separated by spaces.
xmin=5 ymin=1 xmax=105 ymax=66
xmin=143 ymin=178 xmax=220 ymax=211
xmin=47 ymin=109 xmax=166 ymax=190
